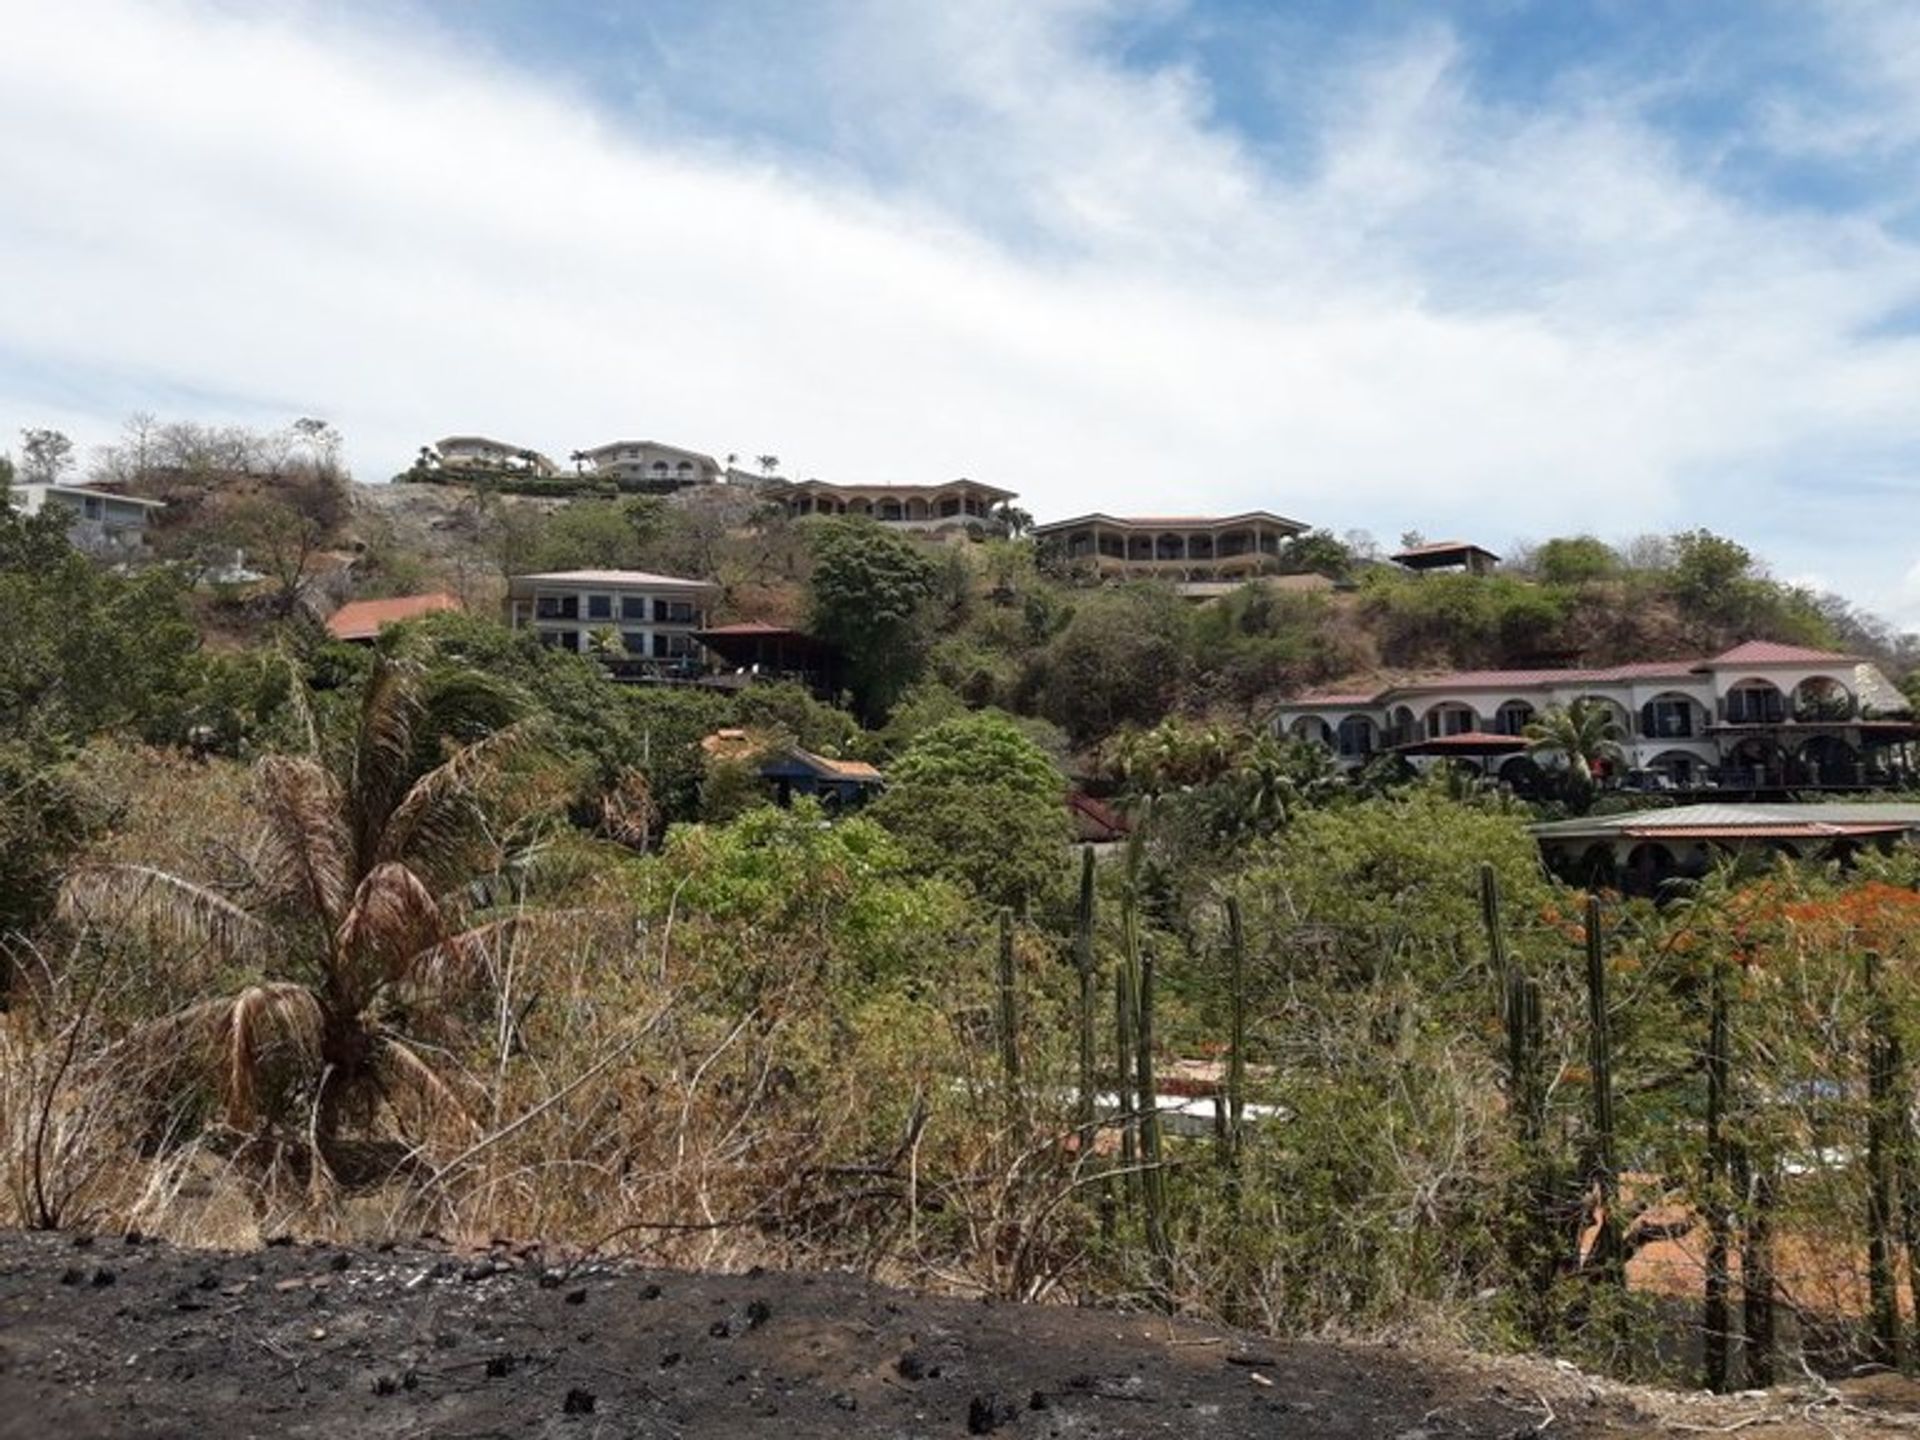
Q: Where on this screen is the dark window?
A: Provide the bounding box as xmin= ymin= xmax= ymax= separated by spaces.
xmin=621 ymin=595 xmax=648 ymax=620
xmin=622 ymin=631 xmax=647 ymax=654
xmin=535 ymin=595 xmax=579 ymax=621
xmin=587 ymin=595 xmax=612 ymax=620
xmin=654 ymin=599 xmax=697 ymax=625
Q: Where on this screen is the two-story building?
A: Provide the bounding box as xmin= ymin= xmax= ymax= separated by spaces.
xmin=434 ymin=436 xmax=558 ymax=475
xmin=770 ymin=478 xmax=1016 ymax=535
xmin=578 ymin=441 xmax=720 ymax=492
xmin=504 ymin=569 xmax=716 ymax=680
xmin=1272 ymin=641 xmax=1917 ymax=794
xmin=1031 ymin=511 xmax=1310 ymax=585
xmin=9 ymin=482 xmax=165 ymax=556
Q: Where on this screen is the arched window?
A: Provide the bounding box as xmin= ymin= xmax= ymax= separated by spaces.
xmin=1641 ymin=692 xmax=1699 ymax=740
xmin=1289 ymin=716 xmax=1334 ymax=747
xmin=1336 ymin=714 xmax=1376 ymax=758
xmin=1792 ymin=675 xmax=1854 ymax=722
xmin=1725 ymin=679 xmax=1785 ymax=725
xmin=1493 ymin=700 xmax=1536 ymax=736
xmin=1387 ymin=706 xmax=1417 ymax=747
xmin=1423 ymin=702 xmax=1478 ymax=738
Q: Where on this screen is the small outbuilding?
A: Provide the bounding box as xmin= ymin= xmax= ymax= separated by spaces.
xmin=325 ymin=592 xmax=463 ymax=643
xmin=1391 ymin=541 xmax=1500 ymax=576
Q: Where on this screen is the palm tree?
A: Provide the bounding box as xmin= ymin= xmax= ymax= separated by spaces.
xmin=1525 ymin=700 xmax=1626 ymax=808
xmin=61 ymin=655 xmax=535 ymax=1154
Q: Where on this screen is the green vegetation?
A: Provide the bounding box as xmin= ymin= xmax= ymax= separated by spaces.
xmin=9 ymin=418 xmax=1920 ymax=1395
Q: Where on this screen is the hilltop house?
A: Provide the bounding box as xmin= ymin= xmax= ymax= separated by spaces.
xmin=434 ymin=436 xmax=558 ymax=476
xmin=770 ymin=478 xmax=1017 ymax=535
xmin=1272 ymin=641 xmax=1918 ymax=794
xmin=8 ymin=482 xmax=164 ymax=556
xmin=1392 ymin=540 xmax=1500 ymax=575
xmin=504 ymin=569 xmax=715 ymax=680
xmin=577 ymin=441 xmax=720 ymax=492
xmin=1031 ymin=511 xmax=1310 ymax=586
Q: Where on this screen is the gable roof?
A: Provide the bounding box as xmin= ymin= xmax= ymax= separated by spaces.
xmin=325 ymin=592 xmax=461 ymax=641
xmin=511 ymin=569 xmax=716 ymax=589
xmin=1705 ymin=640 xmax=1860 ymax=668
xmin=1031 ymin=510 xmax=1308 ymax=535
xmin=579 ymin=440 xmax=719 ymax=467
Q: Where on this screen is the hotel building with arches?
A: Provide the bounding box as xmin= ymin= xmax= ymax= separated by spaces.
xmin=1271 ymin=640 xmax=1917 ymax=794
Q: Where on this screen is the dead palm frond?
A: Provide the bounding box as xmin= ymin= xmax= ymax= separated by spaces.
xmin=57 ymin=654 xmax=541 ymax=1160
xmin=58 ymin=864 xmax=267 ymax=962
xmin=254 ymin=755 xmax=352 ymax=930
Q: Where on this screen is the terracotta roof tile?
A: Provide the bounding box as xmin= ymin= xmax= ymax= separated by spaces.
xmin=325 ymin=593 xmax=461 ymax=641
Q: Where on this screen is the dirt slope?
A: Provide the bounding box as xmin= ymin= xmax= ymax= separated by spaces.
xmin=2 ymin=1229 xmax=1906 ymax=1438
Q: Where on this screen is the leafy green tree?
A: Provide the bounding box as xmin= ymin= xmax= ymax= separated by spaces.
xmin=1531 ymin=536 xmax=1618 ymax=585
xmin=1037 ymin=584 xmax=1189 ymax=744
xmin=805 ymin=518 xmax=940 ymax=721
xmin=409 ymin=613 xmax=727 ymax=825
xmin=1279 ymin=529 xmax=1355 ymax=579
xmin=0 ymin=497 xmax=200 ymax=744
xmin=1670 ymin=529 xmax=1753 ymax=608
xmin=871 ymin=711 xmax=1070 ymax=910
xmin=530 ymin=496 xmax=667 ymax=572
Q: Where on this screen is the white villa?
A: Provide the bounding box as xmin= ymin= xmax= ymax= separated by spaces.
xmin=578 ymin=441 xmax=720 ymax=491
xmin=434 ymin=436 xmax=558 ymax=475
xmin=771 ymin=478 xmax=1017 ymax=535
xmin=1272 ymin=641 xmax=1918 ymax=793
xmin=504 ymin=569 xmax=715 ymax=680
xmin=9 ymin=482 xmax=165 ymax=556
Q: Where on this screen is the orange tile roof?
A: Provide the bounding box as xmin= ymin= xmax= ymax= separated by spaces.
xmin=325 ymin=593 xmax=461 ymax=641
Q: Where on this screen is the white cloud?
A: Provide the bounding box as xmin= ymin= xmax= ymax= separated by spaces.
xmin=0 ymin=0 xmax=1918 ymax=629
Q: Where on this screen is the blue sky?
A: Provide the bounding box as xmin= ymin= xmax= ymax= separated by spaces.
xmin=4 ymin=0 xmax=1920 ymax=626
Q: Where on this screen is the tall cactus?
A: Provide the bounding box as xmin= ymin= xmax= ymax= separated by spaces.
xmin=1481 ymin=862 xmax=1512 ymax=1013
xmin=1225 ymin=894 xmax=1248 ymax=1172
xmin=1866 ymin=949 xmax=1902 ymax=1369
xmin=996 ymin=907 xmax=1022 ymax=1123
xmin=1074 ymin=846 xmax=1097 ymax=1149
xmin=1129 ymin=882 xmax=1171 ymax=1286
xmin=1584 ymin=895 xmax=1623 ymax=1291
xmin=1703 ymin=960 xmax=1731 ymax=1394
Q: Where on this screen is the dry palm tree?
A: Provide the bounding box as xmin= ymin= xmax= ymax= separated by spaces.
xmin=61 ymin=655 xmax=537 ymax=1155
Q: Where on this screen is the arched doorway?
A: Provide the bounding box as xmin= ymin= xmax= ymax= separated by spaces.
xmin=1798 ymin=734 xmax=1859 ymax=787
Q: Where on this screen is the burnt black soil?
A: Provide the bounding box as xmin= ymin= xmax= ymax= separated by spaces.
xmin=0 ymin=1229 xmax=1641 ymax=1438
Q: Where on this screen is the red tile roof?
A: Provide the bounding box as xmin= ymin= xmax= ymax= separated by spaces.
xmin=325 ymin=593 xmax=461 ymax=641
xmin=1706 ymin=640 xmax=1859 ymax=667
